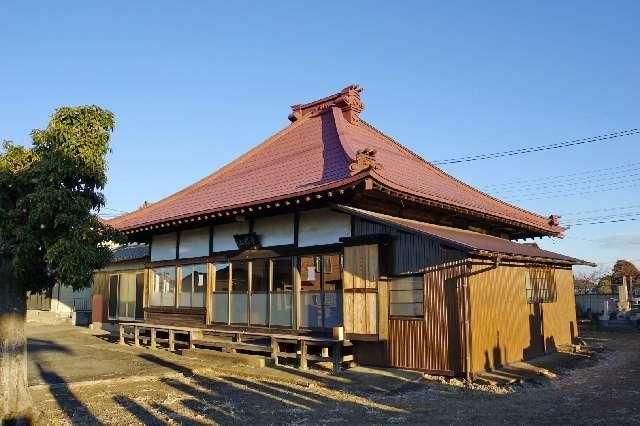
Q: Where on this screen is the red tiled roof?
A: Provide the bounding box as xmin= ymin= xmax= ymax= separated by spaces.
xmin=109 ymin=85 xmax=564 ymax=235
xmin=336 ymin=205 xmax=593 ymax=266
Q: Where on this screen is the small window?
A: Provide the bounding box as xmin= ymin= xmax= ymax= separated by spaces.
xmin=389 ymin=275 xmax=424 ymax=317
xmin=525 ymin=268 xmax=556 ymax=303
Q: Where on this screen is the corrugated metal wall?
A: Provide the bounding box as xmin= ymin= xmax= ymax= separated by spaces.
xmin=468 ymin=261 xmax=576 ymax=372
xmin=388 ymin=261 xmax=468 ymax=373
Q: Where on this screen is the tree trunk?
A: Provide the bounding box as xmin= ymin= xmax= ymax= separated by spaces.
xmin=0 ymin=256 xmax=36 ymax=423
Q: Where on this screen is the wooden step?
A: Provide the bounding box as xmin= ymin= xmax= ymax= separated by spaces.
xmin=181 ymin=348 xmax=270 ymax=368
xmin=193 ymin=339 xmax=273 ymax=354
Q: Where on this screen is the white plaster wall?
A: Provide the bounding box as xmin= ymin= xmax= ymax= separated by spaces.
xmin=50 ymin=284 xmax=93 ymax=315
xmin=298 ymin=208 xmax=351 ymax=247
xmin=179 ymin=227 xmax=210 ymax=258
xmin=151 ymin=232 xmax=177 ymax=261
xmin=254 ymin=213 xmax=294 ymax=247
xmin=212 ymin=222 xmax=249 ymax=252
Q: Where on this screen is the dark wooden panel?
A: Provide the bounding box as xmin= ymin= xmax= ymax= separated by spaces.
xmin=353 ymin=341 xmax=388 ymax=366
xmin=92 ymin=272 xmax=108 ymax=323
xmin=353 ymin=218 xmax=464 ymax=275
xmin=145 ymin=310 xmax=206 ymax=328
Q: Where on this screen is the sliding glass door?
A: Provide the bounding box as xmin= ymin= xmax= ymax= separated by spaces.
xmin=300 ymin=254 xmax=343 ymax=329
xmin=108 ymin=271 xmax=144 ymax=321
xmin=210 ymin=258 xmax=293 ymax=327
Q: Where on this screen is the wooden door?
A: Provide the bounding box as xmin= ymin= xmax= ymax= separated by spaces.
xmin=343 ymin=244 xmax=387 ymax=339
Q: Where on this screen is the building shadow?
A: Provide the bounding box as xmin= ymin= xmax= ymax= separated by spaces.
xmin=112 ymin=351 xmax=409 ymax=423
xmin=28 ymin=337 xmax=74 ymax=355
xmin=523 ymin=303 xmax=544 ymax=360
xmin=35 ymin=363 xmax=102 ymax=425
xmin=113 ymin=396 xmax=163 ymax=425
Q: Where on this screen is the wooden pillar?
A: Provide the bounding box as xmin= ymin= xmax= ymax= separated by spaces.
xmin=332 ymin=342 xmax=341 ymax=373
xmin=150 ymin=328 xmax=156 ymax=349
xmin=299 ymin=340 xmax=308 ymax=370
xmin=271 ymin=337 xmax=279 ymax=366
xmin=119 ymin=324 xmax=125 ymax=345
xmin=189 ymin=330 xmax=196 ymax=349
xmin=169 ymin=329 xmax=175 ymax=351
xmin=293 ymin=256 xmax=301 ymax=330
xmin=321 ymin=347 xmax=329 ymax=358
xmin=134 ymin=326 xmax=140 ymax=347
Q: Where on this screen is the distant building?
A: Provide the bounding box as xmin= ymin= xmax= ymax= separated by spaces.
xmin=103 ymin=85 xmax=592 ymax=376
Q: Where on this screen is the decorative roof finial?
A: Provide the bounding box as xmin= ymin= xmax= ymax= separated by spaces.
xmin=349 ymin=148 xmax=383 ymax=175
xmin=289 ymin=84 xmax=365 ymax=124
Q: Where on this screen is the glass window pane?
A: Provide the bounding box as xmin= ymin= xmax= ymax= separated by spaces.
xmin=300 ymin=292 xmax=323 ymax=328
xmin=231 ymin=261 xmax=248 ymax=292
xmin=250 ymin=293 xmax=268 ymax=325
xmin=213 ymin=293 xmax=229 ymax=323
xmin=150 ymin=268 xmax=175 ymax=307
xmin=272 ymin=258 xmax=292 ymax=292
xmin=322 ymin=254 xmax=342 ymax=291
xmin=389 ymin=275 xmax=423 ymax=317
xmin=161 ymin=268 xmax=176 ymax=307
xmin=300 ymin=256 xmax=321 ymax=292
xmin=192 ymin=264 xmax=207 ymax=308
xmin=389 ymin=276 xmax=423 ymax=291
xmin=135 ymin=273 xmax=144 ymax=319
xmin=251 ymin=260 xmax=269 ymax=292
xmin=231 ymin=293 xmax=248 ymax=324
xmin=270 ymin=292 xmax=292 ymax=326
xmin=214 ymin=262 xmax=229 ymax=291
xmin=390 ymin=303 xmax=424 ymax=317
xmin=323 ymin=291 xmax=342 ymax=327
xmin=181 ymin=265 xmax=194 ymax=307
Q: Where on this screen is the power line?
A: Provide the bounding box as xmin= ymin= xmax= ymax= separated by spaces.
xmin=433 ymin=129 xmax=639 ymax=165
xmin=482 ymin=161 xmax=640 ymax=190
xmin=560 ymin=204 xmax=640 ymax=217
xmin=490 ymin=171 xmax=640 ymax=196
xmin=568 ymin=216 xmax=640 ymax=227
xmin=564 ymin=211 xmax=640 ymax=226
xmin=504 ymin=181 xmax=640 ymax=202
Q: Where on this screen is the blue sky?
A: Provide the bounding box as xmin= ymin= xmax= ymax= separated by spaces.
xmin=1 ymin=1 xmax=638 ymax=273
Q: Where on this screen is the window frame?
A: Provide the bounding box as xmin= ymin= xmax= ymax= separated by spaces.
xmin=179 ymin=263 xmax=207 ymax=309
xmin=388 ymin=273 xmax=425 ymax=319
xmin=525 ymin=267 xmax=557 ymax=304
xmin=299 ymin=253 xmax=343 ymax=329
xmin=149 ymin=266 xmax=177 ymax=308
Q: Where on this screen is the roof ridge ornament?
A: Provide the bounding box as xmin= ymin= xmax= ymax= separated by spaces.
xmin=349 ymin=148 xmax=383 ymax=175
xmin=548 ymin=215 xmax=561 ymax=226
xmin=289 ymin=84 xmax=365 ymax=124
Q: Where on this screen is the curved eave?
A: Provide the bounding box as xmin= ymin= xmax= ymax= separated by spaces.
xmin=367 ymin=172 xmax=565 ymax=237
xmin=109 ymin=174 xmax=369 ymax=234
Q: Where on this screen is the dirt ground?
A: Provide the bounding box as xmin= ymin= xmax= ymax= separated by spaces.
xmin=27 ymin=323 xmax=640 ymax=425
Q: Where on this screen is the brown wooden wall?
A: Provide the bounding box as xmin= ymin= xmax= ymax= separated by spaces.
xmin=467 ymin=261 xmax=576 ymax=372
xmin=388 ymin=260 xmax=468 ymax=373
xmin=92 ymin=271 xmax=109 ymax=323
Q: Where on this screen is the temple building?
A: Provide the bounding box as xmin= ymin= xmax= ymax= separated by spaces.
xmin=101 ymin=85 xmax=592 ymax=376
